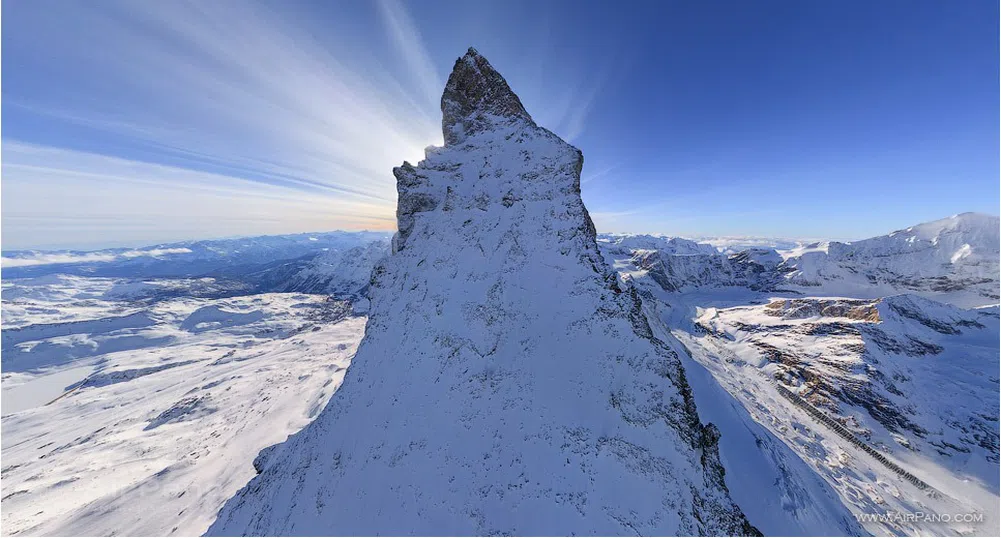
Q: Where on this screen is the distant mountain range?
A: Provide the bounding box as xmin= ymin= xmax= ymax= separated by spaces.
xmin=2 ymin=231 xmax=392 ymax=279
xmin=602 ymin=212 xmax=999 ymax=309
xmin=7 ymin=213 xmax=997 ymax=309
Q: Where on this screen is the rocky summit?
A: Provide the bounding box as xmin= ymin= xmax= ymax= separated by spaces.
xmin=440 ymin=47 xmax=534 ymax=146
xmin=206 ymin=48 xmax=758 ymax=536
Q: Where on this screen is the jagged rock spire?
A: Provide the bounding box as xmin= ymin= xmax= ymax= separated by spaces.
xmin=207 ymin=46 xmax=760 ymax=538
xmin=441 ymin=47 xmax=534 ymax=145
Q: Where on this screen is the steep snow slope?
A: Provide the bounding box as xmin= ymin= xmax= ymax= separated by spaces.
xmin=700 ymin=296 xmax=999 ymax=475
xmin=208 ymin=48 xmax=757 ymax=536
xmin=633 ymin=299 xmax=866 ymax=536
xmin=600 ymin=223 xmax=1000 ymax=537
xmin=1 ymin=289 xmax=366 ymax=536
xmin=679 ymin=294 xmax=999 ymax=535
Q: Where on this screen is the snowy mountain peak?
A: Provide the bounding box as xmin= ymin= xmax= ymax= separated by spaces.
xmin=208 ymin=49 xmax=757 ymax=536
xmin=395 ymin=48 xmax=590 ymax=254
xmin=441 ymin=47 xmax=534 ymax=145
xmin=818 ymin=213 xmax=1000 ymax=303
xmin=894 ymin=212 xmax=1000 ymax=245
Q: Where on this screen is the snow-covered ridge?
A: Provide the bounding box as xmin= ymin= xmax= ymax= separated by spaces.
xmin=783 ymin=213 xmax=999 ymax=308
xmin=601 ymin=216 xmax=998 ymax=534
xmin=598 ymin=233 xmax=717 ymax=256
xmin=822 ymin=213 xmax=999 ymax=275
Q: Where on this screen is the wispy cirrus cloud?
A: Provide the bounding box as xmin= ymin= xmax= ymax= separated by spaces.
xmin=2 ymin=0 xmax=611 ymax=249
xmin=1 ymin=142 xmax=397 ymax=250
xmin=581 ymin=165 xmax=617 ymax=186
xmin=376 ymin=0 xmax=444 ymax=112
xmin=2 ymin=0 xmax=443 ymax=248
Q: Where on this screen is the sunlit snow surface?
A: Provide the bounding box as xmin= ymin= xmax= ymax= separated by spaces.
xmin=602 ymin=231 xmax=1000 ymax=536
xmin=2 ymin=211 xmax=998 ymax=537
xmin=1 ymin=276 xmax=365 ymax=536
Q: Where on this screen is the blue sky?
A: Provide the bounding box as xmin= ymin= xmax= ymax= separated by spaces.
xmin=2 ymin=0 xmax=998 ymax=249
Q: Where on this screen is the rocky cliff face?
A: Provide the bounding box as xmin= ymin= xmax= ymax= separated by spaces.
xmin=207 ymin=48 xmax=757 ymax=536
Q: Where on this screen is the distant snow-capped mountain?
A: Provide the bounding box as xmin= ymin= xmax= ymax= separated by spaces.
xmin=598 ymin=233 xmax=718 ymax=256
xmin=1 ymin=231 xmax=391 ymax=280
xmin=598 ymin=234 xmax=781 ymax=291
xmin=783 ymin=213 xmax=1000 ymax=307
xmin=605 ymin=213 xmax=999 ymax=308
xmin=241 ymin=239 xmax=390 ymax=299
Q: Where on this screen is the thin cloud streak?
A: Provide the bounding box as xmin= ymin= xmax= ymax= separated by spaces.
xmin=2 ymin=0 xmax=442 ymax=247
xmin=1 ymin=142 xmax=396 ymax=250
xmin=2 ymin=0 xmax=610 ymax=248
xmin=377 ymin=0 xmax=444 ymax=111
xmin=581 ymin=165 xmax=617 ymax=186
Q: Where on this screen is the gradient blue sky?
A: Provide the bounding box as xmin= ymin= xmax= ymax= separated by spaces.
xmin=2 ymin=0 xmax=998 ymax=249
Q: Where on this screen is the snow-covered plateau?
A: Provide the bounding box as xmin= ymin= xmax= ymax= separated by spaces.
xmin=2 ymin=48 xmax=999 ymax=537
xmin=2 ymin=277 xmax=365 ymax=536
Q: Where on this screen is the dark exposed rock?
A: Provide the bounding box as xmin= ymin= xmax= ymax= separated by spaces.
xmin=144 ymin=396 xmax=216 ymax=431
xmin=441 ymin=48 xmax=534 ymax=146
xmin=763 ymin=298 xmax=881 ymax=322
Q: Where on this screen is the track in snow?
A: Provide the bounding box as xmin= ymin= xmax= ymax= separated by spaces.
xmin=774 ymin=384 xmax=935 ymax=494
